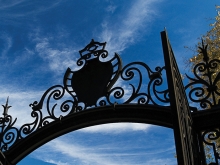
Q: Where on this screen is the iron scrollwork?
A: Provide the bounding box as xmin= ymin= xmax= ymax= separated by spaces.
xmin=0 ymin=40 xmax=169 ymax=152
xmin=202 ymin=129 xmax=220 ymax=165
xmin=185 ymin=41 xmax=220 ymax=109
xmin=104 ymin=62 xmax=168 ymax=106
xmin=0 ymin=98 xmax=18 ymax=152
xmin=185 ymin=41 xmax=220 ymax=164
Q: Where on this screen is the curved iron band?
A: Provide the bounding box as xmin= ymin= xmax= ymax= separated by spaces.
xmin=192 ymin=107 xmax=220 ymax=131
xmin=5 ymin=104 xmax=172 ymax=164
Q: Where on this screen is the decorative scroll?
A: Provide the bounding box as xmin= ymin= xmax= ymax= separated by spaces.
xmin=185 ymin=41 xmax=220 ymax=109
xmin=0 ymin=98 xmax=19 ymax=152
xmin=0 ymin=40 xmax=169 ymax=152
xmin=184 ymin=41 xmax=220 ymax=163
xmin=202 ymin=129 xmax=220 ymax=165
xmin=105 ymin=63 xmax=168 ymax=106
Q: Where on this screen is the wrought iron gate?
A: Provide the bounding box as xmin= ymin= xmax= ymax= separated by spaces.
xmin=162 ymin=30 xmax=200 ymax=165
xmin=0 ymin=30 xmax=220 ymax=165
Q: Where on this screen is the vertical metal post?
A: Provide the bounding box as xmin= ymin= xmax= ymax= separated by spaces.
xmin=0 ymin=150 xmax=9 ymax=165
xmin=161 ymin=30 xmax=201 ymax=165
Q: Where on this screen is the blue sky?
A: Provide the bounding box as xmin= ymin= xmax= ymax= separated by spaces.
xmin=0 ymin=0 xmax=219 ymax=165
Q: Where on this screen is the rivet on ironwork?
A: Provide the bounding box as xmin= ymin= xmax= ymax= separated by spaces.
xmin=59 ymin=115 xmax=63 ymax=124
xmin=113 ymin=102 xmax=117 ymax=111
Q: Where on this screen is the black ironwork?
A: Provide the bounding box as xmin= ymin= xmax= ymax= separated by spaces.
xmin=181 ymin=39 xmax=220 ymax=164
xmin=183 ymin=41 xmax=220 ymax=164
xmin=0 ymin=98 xmax=18 ymax=152
xmin=64 ymin=39 xmax=122 ymax=107
xmin=0 ymin=30 xmax=220 ymax=165
xmin=202 ymin=129 xmax=220 ymax=164
xmin=4 ymin=104 xmax=173 ymax=165
xmin=161 ymin=30 xmax=201 ymax=165
xmin=0 ymin=39 xmax=170 ymax=164
xmin=185 ymin=41 xmax=220 ymax=110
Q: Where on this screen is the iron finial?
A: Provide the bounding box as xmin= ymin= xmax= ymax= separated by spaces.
xmin=2 ymin=96 xmax=12 ymax=117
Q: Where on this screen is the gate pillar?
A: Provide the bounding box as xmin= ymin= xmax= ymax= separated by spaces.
xmin=161 ymin=30 xmax=202 ymax=165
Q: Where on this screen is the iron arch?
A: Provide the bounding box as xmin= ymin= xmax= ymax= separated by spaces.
xmin=1 ymin=32 xmax=210 ymax=165
xmin=5 ymin=104 xmax=172 ymax=164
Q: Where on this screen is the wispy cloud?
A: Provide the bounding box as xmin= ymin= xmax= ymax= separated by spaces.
xmin=44 ymin=160 xmax=69 ymax=165
xmin=28 ymin=0 xmax=162 ymax=74
xmin=0 ymin=0 xmax=26 ymax=9
xmin=0 ymin=86 xmax=44 ymax=126
xmin=80 ymin=123 xmax=151 ymax=134
xmin=12 ymin=47 xmax=35 ymax=65
xmin=31 ymin=134 xmax=176 ymax=165
xmin=0 ymin=0 xmax=63 ymax=26
xmin=99 ymin=0 xmax=162 ymax=55
xmin=0 ymin=33 xmax=12 ymax=59
xmin=0 ymin=82 xmax=151 ymax=133
xmin=33 ymin=139 xmax=124 ymax=165
xmin=0 ymin=0 xmax=62 ymax=16
xmin=33 ymin=32 xmax=80 ymax=74
xmin=106 ymin=5 xmax=117 ymax=13
xmin=145 ymin=158 xmax=176 ymax=165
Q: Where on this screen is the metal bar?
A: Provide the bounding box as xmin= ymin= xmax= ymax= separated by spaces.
xmin=161 ymin=30 xmax=202 ymax=165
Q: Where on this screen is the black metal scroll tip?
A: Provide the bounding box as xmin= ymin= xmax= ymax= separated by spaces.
xmin=2 ymin=96 xmax=12 ymax=117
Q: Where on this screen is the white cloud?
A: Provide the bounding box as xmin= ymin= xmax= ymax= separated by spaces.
xmin=45 ymin=160 xmax=69 ymax=165
xmin=0 ymin=87 xmax=44 ymax=126
xmin=0 ymin=1 xmax=64 ymax=27
xmin=99 ymin=0 xmax=162 ymax=55
xmin=30 ymin=131 xmax=176 ymax=165
xmin=34 ymin=140 xmax=122 ymax=165
xmin=0 ymin=0 xmax=62 ymax=17
xmin=0 ymin=33 xmax=12 ymax=59
xmin=29 ymin=0 xmax=162 ymax=75
xmin=106 ymin=5 xmax=117 ymax=13
xmin=0 ymin=0 xmax=26 ymax=9
xmin=145 ymin=158 xmax=176 ymax=165
xmin=80 ymin=123 xmax=151 ymax=133
xmin=0 ymin=83 xmax=151 ymax=133
xmin=34 ymin=35 xmax=80 ymax=74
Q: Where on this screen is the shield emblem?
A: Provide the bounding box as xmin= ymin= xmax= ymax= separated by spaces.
xmin=63 ymin=40 xmax=122 ymax=107
xmin=71 ymin=58 xmax=113 ymax=106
